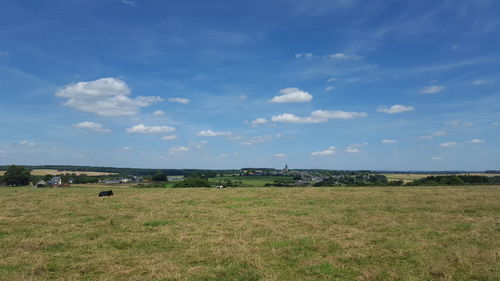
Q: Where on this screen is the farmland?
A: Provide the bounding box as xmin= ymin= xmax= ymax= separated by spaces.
xmin=0 ymin=169 xmax=116 ymax=176
xmin=1 ymin=185 xmax=499 ymax=280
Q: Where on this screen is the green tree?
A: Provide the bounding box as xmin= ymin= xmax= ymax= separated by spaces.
xmin=152 ymin=172 xmax=168 ymax=182
xmin=4 ymin=165 xmax=31 ymax=186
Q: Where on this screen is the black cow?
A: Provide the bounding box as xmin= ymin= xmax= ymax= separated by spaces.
xmin=98 ymin=190 xmax=114 ymax=197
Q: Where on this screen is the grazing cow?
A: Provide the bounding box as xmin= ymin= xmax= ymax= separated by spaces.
xmin=98 ymin=190 xmax=114 ymax=197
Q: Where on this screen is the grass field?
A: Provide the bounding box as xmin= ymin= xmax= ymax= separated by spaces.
xmin=0 ymin=186 xmax=499 ymax=280
xmin=0 ymin=169 xmax=116 ymax=176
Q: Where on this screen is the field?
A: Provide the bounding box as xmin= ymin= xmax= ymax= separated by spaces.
xmin=383 ymin=173 xmax=500 ymax=183
xmin=0 ymin=186 xmax=499 ymax=281
xmin=0 ymin=169 xmax=116 ymax=176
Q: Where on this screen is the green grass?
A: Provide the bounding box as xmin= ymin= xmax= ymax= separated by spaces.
xmin=0 ymin=186 xmax=499 ymax=280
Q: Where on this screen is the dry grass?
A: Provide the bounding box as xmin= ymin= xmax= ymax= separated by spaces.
xmin=0 ymin=169 xmax=116 ymax=176
xmin=383 ymin=173 xmax=500 ymax=183
xmin=0 ymin=186 xmax=499 ymax=280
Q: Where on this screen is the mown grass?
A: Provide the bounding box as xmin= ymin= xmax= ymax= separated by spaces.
xmin=0 ymin=186 xmax=499 ymax=280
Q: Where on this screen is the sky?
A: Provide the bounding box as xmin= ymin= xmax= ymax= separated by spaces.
xmin=0 ymin=0 xmax=499 ymax=170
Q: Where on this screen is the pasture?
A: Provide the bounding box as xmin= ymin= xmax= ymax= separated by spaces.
xmin=0 ymin=186 xmax=499 ymax=280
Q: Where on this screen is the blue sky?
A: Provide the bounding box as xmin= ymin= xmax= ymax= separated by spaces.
xmin=1 ymin=0 xmax=499 ymax=170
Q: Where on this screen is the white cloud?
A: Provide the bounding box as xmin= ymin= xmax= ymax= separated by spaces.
xmin=327 ymin=77 xmax=337 ymax=82
xmin=382 ymin=139 xmax=398 ymax=144
xmin=239 ymin=95 xmax=248 ymax=100
xmin=169 ymin=146 xmax=189 ymax=154
xmin=445 ymin=121 xmax=472 ymax=127
xmin=418 ymin=135 xmax=434 ymax=140
xmin=271 ymin=109 xmax=367 ymax=124
xmin=197 ymin=130 xmax=231 ymax=137
xmin=492 ymin=122 xmax=499 ymax=126
xmin=122 ymin=146 xmax=131 ymax=151
xmin=311 ymin=146 xmax=336 ymax=156
xmin=377 ymin=105 xmax=415 ymax=114
xmin=468 ymin=139 xmax=485 ymax=143
xmin=162 ymin=135 xmax=177 ymax=141
xmin=269 ymin=88 xmax=313 ymax=103
xmin=19 ymin=140 xmax=35 ymax=146
xmin=55 ymin=78 xmax=162 ymax=116
xmin=251 ymin=118 xmax=268 ymax=125
xmin=345 ymin=142 xmax=367 ymax=153
xmin=153 ymin=110 xmax=165 ymax=116
xmin=440 ymin=142 xmax=458 ymax=147
xmin=126 ymin=124 xmax=176 ymax=134
xmin=271 ymin=113 xmax=323 ymax=124
xmin=73 ymin=121 xmax=111 ymax=133
xmin=473 ymin=80 xmax=492 ymax=85
xmin=168 ymin=97 xmax=190 ymax=104
xmin=420 ymin=85 xmax=444 ymax=94
xmin=240 ymin=135 xmax=274 ymax=146
xmin=433 ymin=130 xmax=447 ymax=137
xmin=311 ymin=110 xmax=367 ymax=119
xmin=325 ymin=86 xmax=335 ymax=91
xmin=274 ymin=153 xmax=287 ymax=158
xmin=326 ymin=53 xmax=362 ymax=60
xmin=121 ymin=0 xmax=136 ymax=6
xmin=432 ymin=157 xmax=442 ymax=160
xmin=295 ymin=53 xmax=314 ymax=58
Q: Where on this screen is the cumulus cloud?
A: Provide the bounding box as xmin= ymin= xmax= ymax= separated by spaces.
xmin=162 ymin=135 xmax=177 ymax=141
xmin=311 ymin=146 xmax=336 ymax=156
xmin=377 ymin=105 xmax=415 ymax=114
xmin=382 ymin=139 xmax=398 ymax=144
xmin=468 ymin=139 xmax=485 ymax=143
xmin=327 ymin=77 xmax=337 ymax=82
xmin=274 ymin=153 xmax=287 ymax=158
xmin=269 ymin=88 xmax=313 ymax=103
xmin=197 ymin=130 xmax=231 ymax=137
xmin=168 ymin=97 xmax=190 ymax=104
xmin=325 ymin=86 xmax=335 ymax=91
xmin=251 ymin=118 xmax=268 ymax=126
xmin=153 ymin=110 xmax=165 ymax=116
xmin=169 ymin=146 xmax=189 ymax=154
xmin=440 ymin=142 xmax=458 ymax=147
xmin=420 ymin=85 xmax=444 ymax=94
xmin=122 ymin=146 xmax=131 ymax=151
xmin=73 ymin=121 xmax=111 ymax=133
xmin=326 ymin=53 xmax=362 ymax=60
xmin=55 ymin=78 xmax=162 ymax=116
xmin=126 ymin=124 xmax=176 ymax=134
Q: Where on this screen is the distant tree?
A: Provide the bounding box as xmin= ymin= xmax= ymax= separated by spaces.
xmin=4 ymin=165 xmax=31 ymax=186
xmin=152 ymin=172 xmax=168 ymax=182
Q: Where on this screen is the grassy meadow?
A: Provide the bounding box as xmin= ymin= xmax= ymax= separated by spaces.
xmin=0 ymin=185 xmax=499 ymax=281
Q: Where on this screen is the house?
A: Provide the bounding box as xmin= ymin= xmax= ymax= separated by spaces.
xmin=36 ymin=180 xmax=47 ymax=188
xmin=47 ymin=177 xmax=62 ymax=187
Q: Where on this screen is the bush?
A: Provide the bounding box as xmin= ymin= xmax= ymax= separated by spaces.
xmin=173 ymin=177 xmax=211 ymax=188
